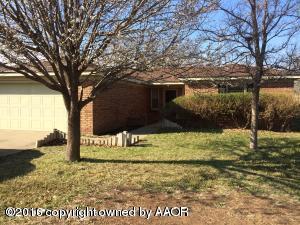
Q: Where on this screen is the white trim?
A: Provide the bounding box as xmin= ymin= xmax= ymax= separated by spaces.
xmin=0 ymin=71 xmax=92 ymax=77
xmin=151 ymin=82 xmax=185 ymax=85
xmin=0 ymin=79 xmax=37 ymax=83
xmin=179 ymin=75 xmax=300 ymax=81
xmin=123 ymin=77 xmax=184 ymax=85
xmin=1 ymin=69 xmax=299 ymax=85
xmin=0 ymin=72 xmax=184 ymax=86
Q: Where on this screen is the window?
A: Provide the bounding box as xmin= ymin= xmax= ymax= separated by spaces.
xmin=151 ymin=88 xmax=159 ymax=110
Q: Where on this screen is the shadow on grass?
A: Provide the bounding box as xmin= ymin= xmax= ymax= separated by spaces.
xmin=158 ymin=127 xmax=224 ymax=134
xmin=0 ymin=150 xmax=44 ymax=182
xmin=131 ymin=140 xmax=154 ymax=148
xmin=82 ymin=158 xmax=234 ymax=166
xmin=83 ymin=137 xmax=299 ymax=197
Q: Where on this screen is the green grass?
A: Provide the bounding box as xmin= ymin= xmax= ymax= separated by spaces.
xmin=0 ymin=129 xmax=299 ymax=215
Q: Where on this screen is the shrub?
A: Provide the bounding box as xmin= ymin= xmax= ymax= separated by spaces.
xmin=260 ymin=94 xmax=300 ymax=131
xmin=164 ymin=93 xmax=300 ymax=131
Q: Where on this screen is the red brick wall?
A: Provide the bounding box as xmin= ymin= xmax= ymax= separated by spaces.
xmin=261 ymin=88 xmax=294 ymax=94
xmin=92 ymin=81 xmax=150 ymax=135
xmin=80 ymin=82 xmax=185 ymax=135
xmin=184 ymin=83 xmax=218 ymax=95
xmin=184 ymin=79 xmax=295 ymax=96
xmin=261 ymin=79 xmax=294 ymax=88
xmin=80 ymin=86 xmax=93 ymax=134
xmin=260 ymin=79 xmax=294 ymax=94
xmin=80 ymin=79 xmax=295 ymax=135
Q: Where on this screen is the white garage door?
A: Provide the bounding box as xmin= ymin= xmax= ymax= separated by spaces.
xmin=0 ymin=83 xmax=67 ymax=132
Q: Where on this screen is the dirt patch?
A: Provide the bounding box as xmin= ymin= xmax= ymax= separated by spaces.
xmin=5 ymin=190 xmax=299 ymax=225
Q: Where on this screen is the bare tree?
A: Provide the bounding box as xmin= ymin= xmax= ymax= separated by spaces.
xmin=201 ymin=0 xmax=299 ymax=150
xmin=0 ymin=0 xmax=211 ymax=161
xmin=285 ymin=46 xmax=300 ymax=72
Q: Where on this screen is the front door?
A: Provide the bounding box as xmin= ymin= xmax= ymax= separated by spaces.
xmin=165 ymin=90 xmax=177 ymax=104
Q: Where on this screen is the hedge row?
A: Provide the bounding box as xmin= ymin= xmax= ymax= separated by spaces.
xmin=164 ymin=93 xmax=300 ymax=131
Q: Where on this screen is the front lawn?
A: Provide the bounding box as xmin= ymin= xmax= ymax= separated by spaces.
xmin=0 ymin=129 xmax=299 ymax=224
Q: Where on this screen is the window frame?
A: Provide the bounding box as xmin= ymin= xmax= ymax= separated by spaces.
xmin=150 ymin=88 xmax=160 ymax=111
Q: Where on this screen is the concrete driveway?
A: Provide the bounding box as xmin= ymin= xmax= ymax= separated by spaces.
xmin=0 ymin=130 xmax=49 ymax=157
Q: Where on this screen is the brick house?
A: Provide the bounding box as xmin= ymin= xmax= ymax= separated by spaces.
xmin=0 ymin=66 xmax=299 ymax=135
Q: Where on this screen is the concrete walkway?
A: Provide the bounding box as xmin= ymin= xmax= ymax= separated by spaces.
xmin=0 ymin=130 xmax=49 ymax=157
xmin=131 ymin=124 xmax=160 ymax=138
xmin=131 ymin=119 xmax=182 ymax=138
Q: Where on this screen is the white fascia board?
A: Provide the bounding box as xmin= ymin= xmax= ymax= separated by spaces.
xmin=0 ymin=71 xmax=92 ymax=77
xmin=179 ymin=75 xmax=300 ymax=81
xmin=151 ymin=82 xmax=185 ymax=85
xmin=262 ymin=75 xmax=300 ymax=79
xmin=179 ymin=77 xmax=242 ymax=81
xmin=117 ymin=77 xmax=184 ymax=86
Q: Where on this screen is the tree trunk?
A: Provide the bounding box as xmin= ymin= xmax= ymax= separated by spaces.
xmin=66 ymin=96 xmax=81 ymax=162
xmin=250 ymin=83 xmax=260 ymax=150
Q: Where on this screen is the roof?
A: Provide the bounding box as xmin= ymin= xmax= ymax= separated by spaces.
xmin=0 ymin=64 xmax=299 ymax=84
xmin=129 ymin=69 xmax=182 ymax=84
xmin=129 ymin=66 xmax=300 ymax=83
xmin=0 ymin=62 xmax=97 ymax=73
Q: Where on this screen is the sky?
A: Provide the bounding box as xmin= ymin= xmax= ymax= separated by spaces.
xmin=193 ymin=0 xmax=300 ymax=60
